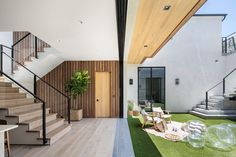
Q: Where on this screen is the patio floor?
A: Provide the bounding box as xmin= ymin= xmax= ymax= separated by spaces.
xmin=10 ymin=118 xmax=134 ymax=157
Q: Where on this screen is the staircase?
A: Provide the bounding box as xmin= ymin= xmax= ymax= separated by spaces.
xmin=12 ymin=47 xmax=64 ymax=92
xmin=12 ymin=32 xmax=64 ymax=78
xmin=12 ymin=31 xmax=51 ymax=71
xmin=190 ymin=93 xmax=236 ymax=118
xmin=0 ymin=77 xmax=71 ymax=145
xmin=0 ymin=32 xmax=71 ymax=145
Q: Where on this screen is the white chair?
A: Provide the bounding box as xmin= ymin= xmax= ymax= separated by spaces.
xmin=0 ymin=119 xmax=10 ymax=157
xmin=141 ymin=110 xmax=159 ymax=128
xmin=153 ymin=107 xmax=172 ymax=123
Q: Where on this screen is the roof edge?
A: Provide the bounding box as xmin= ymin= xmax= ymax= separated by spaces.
xmin=194 ymin=14 xmax=227 ymax=21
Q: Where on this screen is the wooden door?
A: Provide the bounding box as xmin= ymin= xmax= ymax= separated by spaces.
xmin=95 ymin=72 xmax=110 ymax=117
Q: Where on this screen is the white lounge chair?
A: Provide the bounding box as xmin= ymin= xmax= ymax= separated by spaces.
xmin=141 ymin=109 xmax=159 ymax=128
xmin=153 ymin=107 xmax=172 ymax=123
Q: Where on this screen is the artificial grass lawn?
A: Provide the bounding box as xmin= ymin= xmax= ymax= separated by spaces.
xmin=128 ymin=114 xmax=236 ymax=157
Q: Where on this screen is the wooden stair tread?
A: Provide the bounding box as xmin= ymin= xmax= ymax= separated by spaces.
xmin=21 ymin=113 xmax=57 ymax=124
xmin=46 ymin=124 xmax=71 ymax=139
xmin=0 ymin=98 xmax=35 ymax=107
xmin=0 ymin=93 xmax=26 ymax=95
xmin=0 ymin=93 xmax=27 ymax=100
xmin=0 ymin=98 xmax=34 ymax=103
xmin=7 ymin=108 xmax=49 ymax=117
xmin=30 ymin=118 xmax=64 ymax=132
xmin=7 ymin=103 xmax=42 ymax=109
xmin=0 ymin=82 xmax=12 ymax=87
xmin=0 ymin=87 xmax=19 ymax=89
xmin=0 ymin=76 xmax=5 ymax=80
xmin=0 ymin=86 xmax=17 ymax=88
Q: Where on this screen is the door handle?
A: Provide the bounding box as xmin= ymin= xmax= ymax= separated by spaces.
xmin=96 ymin=99 xmax=99 ymax=102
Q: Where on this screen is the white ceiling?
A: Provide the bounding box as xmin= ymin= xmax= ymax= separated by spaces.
xmin=0 ymin=0 xmax=119 ymax=60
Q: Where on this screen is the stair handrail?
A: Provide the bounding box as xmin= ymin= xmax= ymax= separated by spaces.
xmin=11 ymin=32 xmax=32 ymax=73
xmin=225 ymin=32 xmax=236 ymax=38
xmin=205 ymin=67 xmax=236 ymax=110
xmin=11 ymin=32 xmax=50 ymax=73
xmin=0 ymin=44 xmax=71 ymax=124
xmin=12 ymin=32 xmax=31 ymax=47
xmin=1 ymin=51 xmax=69 ymax=98
xmin=0 ymin=71 xmax=47 ymax=145
xmin=222 ymin=32 xmax=236 ymax=54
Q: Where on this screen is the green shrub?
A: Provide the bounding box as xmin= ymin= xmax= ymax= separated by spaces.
xmin=128 ymin=102 xmax=134 ymax=111
xmin=65 ymin=70 xmax=90 ymax=99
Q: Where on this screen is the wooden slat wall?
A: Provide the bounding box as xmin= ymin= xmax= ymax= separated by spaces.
xmin=13 ymin=31 xmax=50 ymax=69
xmin=36 ymin=61 xmax=120 ymax=118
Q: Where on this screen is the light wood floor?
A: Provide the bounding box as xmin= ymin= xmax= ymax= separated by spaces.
xmin=10 ymin=118 xmax=117 ymax=157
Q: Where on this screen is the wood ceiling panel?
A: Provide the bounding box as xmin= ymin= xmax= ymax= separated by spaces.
xmin=128 ymin=0 xmax=206 ymax=64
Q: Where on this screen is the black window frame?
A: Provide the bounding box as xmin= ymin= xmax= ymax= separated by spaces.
xmin=137 ymin=67 xmax=166 ymax=110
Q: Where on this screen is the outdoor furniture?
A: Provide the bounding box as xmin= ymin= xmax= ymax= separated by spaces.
xmin=0 ymin=119 xmax=10 ymax=157
xmin=143 ymin=121 xmax=189 ymax=142
xmin=0 ymin=120 xmax=17 ymax=157
xmin=139 ymin=100 xmax=153 ymax=112
xmin=153 ymin=107 xmax=172 ymax=123
xmin=141 ymin=110 xmax=159 ymax=128
xmin=154 ymin=118 xmax=167 ymax=132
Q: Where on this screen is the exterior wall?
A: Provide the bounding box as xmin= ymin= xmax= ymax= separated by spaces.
xmin=123 ymin=0 xmax=140 ymax=118
xmin=0 ymin=32 xmax=13 ymax=75
xmin=125 ymin=16 xmax=225 ymax=113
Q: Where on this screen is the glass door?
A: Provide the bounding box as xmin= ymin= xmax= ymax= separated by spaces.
xmin=138 ymin=67 xmax=165 ymax=110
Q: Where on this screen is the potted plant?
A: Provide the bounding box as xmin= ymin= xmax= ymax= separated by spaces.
xmin=65 ymin=70 xmax=90 ymax=121
xmin=133 ymin=104 xmax=141 ymax=116
xmin=127 ymin=101 xmax=134 ymax=116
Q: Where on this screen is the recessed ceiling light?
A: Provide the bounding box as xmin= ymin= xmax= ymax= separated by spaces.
xmin=144 ymin=45 xmax=148 ymax=48
xmin=163 ymin=5 xmax=171 ymax=11
xmin=57 ymin=40 xmax=61 ymax=42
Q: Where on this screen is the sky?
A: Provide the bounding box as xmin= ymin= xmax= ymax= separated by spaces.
xmin=197 ymin=0 xmax=236 ymax=36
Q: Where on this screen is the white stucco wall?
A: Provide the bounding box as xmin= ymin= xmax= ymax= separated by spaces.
xmin=11 ymin=48 xmax=64 ymax=93
xmin=0 ymin=32 xmax=13 ymax=75
xmin=123 ymin=0 xmax=140 ymax=118
xmin=224 ymin=52 xmax=236 ymax=93
xmin=125 ymin=16 xmax=226 ymax=113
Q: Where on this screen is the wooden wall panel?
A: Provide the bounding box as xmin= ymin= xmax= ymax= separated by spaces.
xmin=13 ymin=31 xmax=50 ymax=70
xmin=36 ymin=61 xmax=120 ymax=118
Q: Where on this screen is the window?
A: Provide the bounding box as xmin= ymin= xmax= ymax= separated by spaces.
xmin=138 ymin=67 xmax=165 ymax=110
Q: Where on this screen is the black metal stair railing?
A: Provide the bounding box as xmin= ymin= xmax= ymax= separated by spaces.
xmin=11 ymin=32 xmax=50 ymax=73
xmin=0 ymin=45 xmax=47 ymax=144
xmin=205 ymin=67 xmax=236 ymax=110
xmin=222 ymin=32 xmax=236 ymax=55
xmin=0 ymin=44 xmax=71 ymax=144
xmin=0 ymin=71 xmax=48 ymax=145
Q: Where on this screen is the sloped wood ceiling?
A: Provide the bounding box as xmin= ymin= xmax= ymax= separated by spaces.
xmin=128 ymin=0 xmax=206 ymax=64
